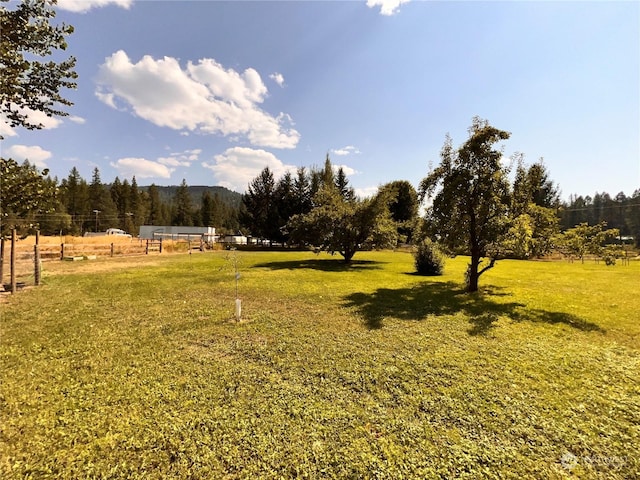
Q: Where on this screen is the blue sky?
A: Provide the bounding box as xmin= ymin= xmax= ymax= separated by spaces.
xmin=2 ymin=0 xmax=639 ymax=199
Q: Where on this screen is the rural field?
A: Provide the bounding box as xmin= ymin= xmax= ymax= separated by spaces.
xmin=1 ymin=249 xmax=638 ymax=479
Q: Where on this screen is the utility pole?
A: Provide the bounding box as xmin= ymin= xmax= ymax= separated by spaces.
xmin=93 ymin=210 xmax=101 ymax=232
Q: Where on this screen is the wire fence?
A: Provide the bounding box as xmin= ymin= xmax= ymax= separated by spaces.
xmin=0 ymin=233 xmax=167 ymax=293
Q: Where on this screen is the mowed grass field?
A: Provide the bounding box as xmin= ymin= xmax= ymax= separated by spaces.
xmin=1 ymin=250 xmax=638 ymax=479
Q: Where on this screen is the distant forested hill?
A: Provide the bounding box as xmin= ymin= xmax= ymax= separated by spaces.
xmin=140 ymin=185 xmax=243 ymax=208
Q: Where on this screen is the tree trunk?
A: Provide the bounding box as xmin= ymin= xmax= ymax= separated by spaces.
xmin=467 ymin=253 xmax=480 ymax=292
xmin=342 ymin=248 xmax=356 ymax=264
xmin=0 ymin=237 xmax=4 ymax=290
xmin=10 ymin=228 xmax=16 ymax=294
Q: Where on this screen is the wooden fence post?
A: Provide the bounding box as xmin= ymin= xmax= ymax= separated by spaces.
xmin=145 ymin=239 xmax=149 ymax=255
xmin=10 ymin=228 xmax=16 ymax=294
xmin=60 ymin=243 xmax=65 ymax=260
xmin=34 ymin=230 xmax=41 ymax=286
xmin=0 ymin=237 xmax=4 ymax=289
xmin=111 ymin=243 xmax=114 ymax=257
xmin=159 ymin=238 xmax=163 ymax=254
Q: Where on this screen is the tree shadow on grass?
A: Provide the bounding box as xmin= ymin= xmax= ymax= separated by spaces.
xmin=254 ymin=258 xmax=384 ymax=272
xmin=343 ymin=281 xmax=605 ymax=335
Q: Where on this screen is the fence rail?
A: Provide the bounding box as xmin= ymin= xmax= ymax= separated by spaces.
xmin=0 ymin=232 xmax=164 ymax=293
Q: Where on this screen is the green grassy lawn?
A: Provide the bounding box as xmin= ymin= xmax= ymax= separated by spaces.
xmin=1 ymin=251 xmax=638 ymax=479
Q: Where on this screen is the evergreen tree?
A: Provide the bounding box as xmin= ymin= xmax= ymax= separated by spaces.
xmin=60 ymin=166 xmax=89 ymax=234
xmin=379 ymin=180 xmax=419 ymax=244
xmin=88 ymin=167 xmax=117 ymax=231
xmin=274 ymin=171 xmax=297 ymax=243
xmin=201 ymin=191 xmax=214 ymax=227
xmin=240 ymin=167 xmax=278 ymax=239
xmin=129 ymin=176 xmax=144 ymax=234
xmin=211 ymin=193 xmax=224 ymax=228
xmin=506 ymin=157 xmax=560 ymax=258
xmin=172 ymin=179 xmax=193 ymax=226
xmin=293 ymin=167 xmax=312 ymax=215
xmin=321 ymin=154 xmax=335 ymax=188
xmin=335 ymin=167 xmax=355 ymax=201
xmin=146 ymin=184 xmax=164 ymax=225
xmin=527 ymin=160 xmax=560 ymax=209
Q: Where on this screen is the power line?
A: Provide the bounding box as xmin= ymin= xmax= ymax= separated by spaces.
xmin=560 ymin=203 xmax=640 ymax=212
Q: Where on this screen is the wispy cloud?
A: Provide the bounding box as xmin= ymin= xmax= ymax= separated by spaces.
xmin=110 ymin=157 xmax=173 ymax=179
xmin=57 ymin=0 xmax=133 ymax=13
xmin=96 ymin=50 xmax=300 ymax=149
xmin=269 ymin=72 xmax=285 ymax=87
xmin=331 ymin=145 xmax=361 ymax=156
xmin=157 ymin=149 xmax=202 ymax=167
xmin=366 ymin=0 xmax=410 ymax=16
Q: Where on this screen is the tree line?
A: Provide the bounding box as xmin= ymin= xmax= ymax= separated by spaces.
xmin=560 ymin=191 xmax=639 ymax=238
xmin=0 ymin=159 xmax=240 ymax=238
xmin=2 ymin=2 xmax=637 ymax=296
xmin=237 ymin=118 xmax=638 ymax=292
xmin=239 ymin=155 xmax=418 ymax=261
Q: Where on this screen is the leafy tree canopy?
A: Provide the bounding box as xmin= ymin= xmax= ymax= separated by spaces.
xmin=1 ymin=0 xmax=77 ymax=134
xmin=1 ymin=157 xmax=57 ymax=238
xmin=287 ymin=159 xmax=397 ymax=263
xmin=555 ymin=222 xmax=620 ymax=263
xmin=419 ymin=117 xmax=511 ymax=292
xmin=379 ymin=180 xmax=419 ymax=244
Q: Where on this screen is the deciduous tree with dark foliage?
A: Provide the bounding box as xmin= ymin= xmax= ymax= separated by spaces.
xmin=287 ymin=158 xmax=397 ymax=263
xmin=0 ymin=158 xmax=58 ymax=238
xmin=419 ymin=117 xmax=511 ymax=292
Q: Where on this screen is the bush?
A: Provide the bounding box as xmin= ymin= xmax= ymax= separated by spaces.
xmin=413 ymin=238 xmax=445 ymax=275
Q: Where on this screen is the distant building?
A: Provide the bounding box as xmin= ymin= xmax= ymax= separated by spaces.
xmin=139 ymin=225 xmax=216 ymax=243
xmin=84 ymin=228 xmax=132 ymax=238
xmin=222 ymin=234 xmax=247 ymax=245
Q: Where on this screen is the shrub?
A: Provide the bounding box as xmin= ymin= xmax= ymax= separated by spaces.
xmin=413 ymin=238 xmax=445 ymax=275
xmin=602 ymin=245 xmax=624 ymax=266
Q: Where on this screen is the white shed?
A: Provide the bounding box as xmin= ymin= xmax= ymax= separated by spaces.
xmin=139 ymin=225 xmax=216 ymax=243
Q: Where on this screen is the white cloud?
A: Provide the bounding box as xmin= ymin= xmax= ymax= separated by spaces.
xmin=96 ymin=50 xmax=300 ymax=149
xmin=334 ymin=164 xmax=359 ymax=176
xmin=68 ymin=115 xmax=86 ymax=124
xmin=354 ymin=186 xmax=379 ymax=199
xmin=158 ymin=149 xmax=201 ymax=167
xmin=269 ymin=72 xmax=285 ymax=87
xmin=56 ymin=0 xmax=133 ymax=13
xmin=1 ymin=106 xmax=64 ymax=132
xmin=0 ymin=118 xmax=17 ymax=138
xmin=366 ymin=0 xmax=410 ymax=16
xmin=331 ymin=145 xmax=361 ymax=156
xmin=1 ymin=104 xmax=79 ymax=136
xmin=202 ymin=146 xmax=296 ymax=192
xmin=110 ymin=157 xmax=173 ymax=179
xmin=4 ymin=145 xmax=52 ymax=168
